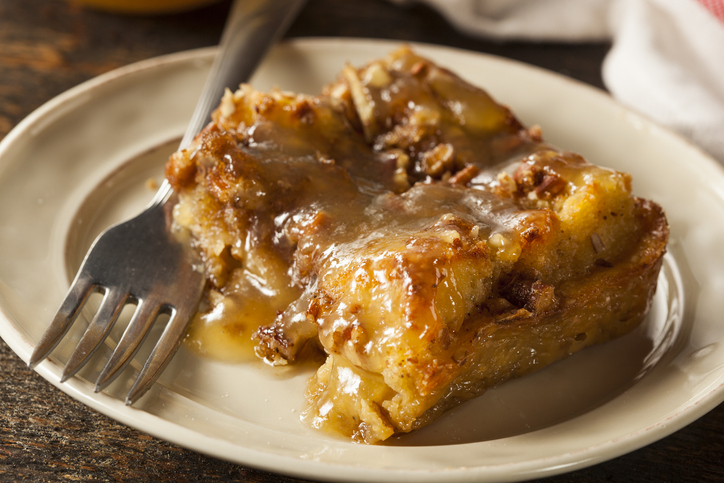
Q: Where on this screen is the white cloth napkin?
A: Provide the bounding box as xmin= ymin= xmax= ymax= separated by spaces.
xmin=391 ymin=0 xmax=724 ymax=163
xmin=605 ymin=0 xmax=724 ymax=163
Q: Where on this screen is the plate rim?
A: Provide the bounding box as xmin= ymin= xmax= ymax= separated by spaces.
xmin=1 ymin=37 xmax=724 ymax=482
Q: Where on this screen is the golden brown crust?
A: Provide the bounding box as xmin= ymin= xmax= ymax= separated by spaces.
xmin=166 ymin=46 xmax=669 ymax=444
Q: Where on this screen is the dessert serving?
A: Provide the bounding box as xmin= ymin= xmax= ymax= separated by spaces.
xmin=165 ymin=46 xmax=668 ymax=444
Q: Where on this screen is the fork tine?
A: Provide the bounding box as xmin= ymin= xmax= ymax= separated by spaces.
xmin=60 ymin=288 xmax=128 ymax=382
xmin=28 ymin=275 xmax=96 ymax=368
xmin=94 ymin=299 xmax=162 ymax=393
xmin=125 ymin=304 xmax=197 ymax=405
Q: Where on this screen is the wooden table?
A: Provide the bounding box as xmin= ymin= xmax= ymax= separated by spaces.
xmin=1 ymin=0 xmax=722 ymax=481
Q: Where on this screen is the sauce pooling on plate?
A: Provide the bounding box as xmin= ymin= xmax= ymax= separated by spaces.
xmin=167 ymin=46 xmax=668 ymax=443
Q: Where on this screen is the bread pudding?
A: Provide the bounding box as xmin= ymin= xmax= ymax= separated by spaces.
xmin=165 ymin=47 xmax=668 ymax=443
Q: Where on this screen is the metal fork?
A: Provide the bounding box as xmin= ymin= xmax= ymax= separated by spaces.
xmin=28 ymin=0 xmax=307 ymax=405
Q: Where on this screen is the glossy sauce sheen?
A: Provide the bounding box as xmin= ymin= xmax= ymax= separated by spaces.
xmin=173 ymin=49 xmax=537 ymax=359
xmin=167 ymin=47 xmax=668 ymax=443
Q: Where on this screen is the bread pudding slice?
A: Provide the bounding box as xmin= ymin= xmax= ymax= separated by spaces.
xmin=165 ymin=47 xmax=668 ymax=443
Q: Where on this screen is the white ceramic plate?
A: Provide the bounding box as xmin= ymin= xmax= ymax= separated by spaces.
xmin=1 ymin=38 xmax=724 ymax=482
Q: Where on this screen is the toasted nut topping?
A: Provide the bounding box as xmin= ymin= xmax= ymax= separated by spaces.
xmin=363 ymin=62 xmax=392 ymax=88
xmin=343 ymin=64 xmax=376 ymax=141
xmin=411 ymin=61 xmax=429 ymax=76
xmin=421 ymin=143 xmax=455 ymax=176
xmin=448 ymin=164 xmax=480 ymax=185
xmin=534 ymin=173 xmax=566 ymax=198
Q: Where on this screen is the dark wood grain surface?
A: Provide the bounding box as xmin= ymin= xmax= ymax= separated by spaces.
xmin=1 ymin=0 xmax=722 ymax=481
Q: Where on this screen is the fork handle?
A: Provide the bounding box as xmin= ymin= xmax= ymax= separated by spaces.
xmin=153 ymin=0 xmax=307 ymax=207
xmin=180 ymin=0 xmax=307 ymax=150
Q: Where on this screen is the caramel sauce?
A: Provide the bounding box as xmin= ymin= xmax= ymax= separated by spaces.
xmin=168 ymin=47 xmax=668 ymax=443
xmin=175 ymin=54 xmax=543 ymax=365
xmin=184 ymin=277 xmax=300 ymax=362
